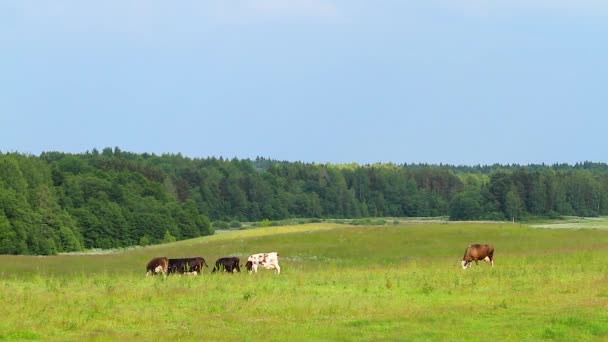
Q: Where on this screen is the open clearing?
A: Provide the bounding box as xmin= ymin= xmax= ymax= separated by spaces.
xmin=1 ymin=222 xmax=608 ymax=341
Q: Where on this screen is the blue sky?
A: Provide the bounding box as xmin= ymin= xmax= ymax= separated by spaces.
xmin=2 ymin=1 xmax=607 ymax=165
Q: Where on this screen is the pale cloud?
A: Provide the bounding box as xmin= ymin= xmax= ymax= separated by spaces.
xmin=440 ymin=0 xmax=608 ymax=16
xmin=204 ymin=0 xmax=339 ymax=25
xmin=2 ymin=0 xmax=339 ymax=37
xmin=6 ymin=0 xmax=340 ymax=21
xmin=246 ymin=0 xmax=338 ymax=18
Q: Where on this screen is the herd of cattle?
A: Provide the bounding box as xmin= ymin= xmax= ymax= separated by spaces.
xmin=145 ymin=244 xmax=494 ymax=276
xmin=146 ymin=252 xmax=281 ymax=276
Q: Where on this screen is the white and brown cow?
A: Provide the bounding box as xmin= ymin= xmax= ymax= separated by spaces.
xmin=461 ymin=244 xmax=494 ymax=269
xmin=246 ymin=252 xmax=280 ymax=274
xmin=146 ymin=257 xmax=169 ymax=276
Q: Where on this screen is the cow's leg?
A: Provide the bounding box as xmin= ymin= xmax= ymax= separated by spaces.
xmin=275 ymin=264 xmax=281 ymax=275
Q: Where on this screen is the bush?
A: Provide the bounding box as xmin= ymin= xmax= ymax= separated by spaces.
xmin=162 ymin=230 xmax=176 ymax=243
xmin=352 ymin=218 xmax=372 ymax=226
xmin=229 ymin=221 xmax=242 ymax=228
xmin=481 ymin=212 xmax=505 ymax=221
xmin=212 ymin=221 xmax=230 ymax=229
xmin=139 ymin=235 xmax=151 ymax=247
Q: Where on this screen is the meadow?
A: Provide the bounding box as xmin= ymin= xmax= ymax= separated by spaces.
xmin=1 ymin=221 xmax=608 ymax=341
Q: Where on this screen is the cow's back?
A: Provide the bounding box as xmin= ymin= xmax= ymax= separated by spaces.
xmin=464 ymin=244 xmax=494 ymax=260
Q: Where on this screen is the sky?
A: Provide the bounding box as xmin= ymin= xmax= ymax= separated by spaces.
xmin=2 ymin=0 xmax=607 ymax=166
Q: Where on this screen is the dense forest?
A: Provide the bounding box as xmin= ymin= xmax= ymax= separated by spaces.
xmin=1 ymin=147 xmax=608 ymax=255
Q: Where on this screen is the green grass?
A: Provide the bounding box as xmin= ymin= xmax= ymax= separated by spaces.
xmin=531 ymin=216 xmax=608 ymax=230
xmin=1 ymin=222 xmax=608 ymax=341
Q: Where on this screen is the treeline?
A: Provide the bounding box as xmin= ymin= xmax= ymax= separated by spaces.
xmin=0 ymin=149 xmax=213 ymax=255
xmin=1 ymin=147 xmax=608 ymax=255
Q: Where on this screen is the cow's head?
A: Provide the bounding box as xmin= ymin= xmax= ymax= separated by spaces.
xmin=461 ymin=260 xmax=470 ymax=269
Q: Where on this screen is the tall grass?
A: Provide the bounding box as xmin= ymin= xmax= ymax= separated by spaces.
xmin=1 ymin=222 xmax=608 ymax=341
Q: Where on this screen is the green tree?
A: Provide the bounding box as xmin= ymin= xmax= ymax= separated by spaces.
xmin=59 ymin=225 xmax=83 ymax=251
xmin=505 ymin=187 xmax=524 ymax=221
xmin=163 ymin=230 xmax=176 ymax=243
xmin=449 ymin=192 xmax=481 ymax=221
xmin=139 ymin=235 xmax=151 ymax=246
xmin=0 ymin=211 xmax=17 ymax=254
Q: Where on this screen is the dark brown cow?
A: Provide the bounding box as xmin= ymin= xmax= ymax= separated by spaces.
xmin=146 ymin=257 xmax=168 ymax=276
xmin=212 ymin=257 xmax=241 ymax=273
xmin=245 ymin=260 xmax=253 ymax=272
xmin=168 ymin=257 xmax=209 ymax=275
xmin=461 ymin=244 xmax=494 ymax=269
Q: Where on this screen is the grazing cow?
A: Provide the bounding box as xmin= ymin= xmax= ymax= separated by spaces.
xmin=212 ymin=257 xmax=241 ymax=273
xmin=246 ymin=252 xmax=280 ymax=274
xmin=461 ymin=244 xmax=494 ymax=269
xmin=146 ymin=257 xmax=168 ymax=276
xmin=168 ymin=257 xmax=209 ymax=275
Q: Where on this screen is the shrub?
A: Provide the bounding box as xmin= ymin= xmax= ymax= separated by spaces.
xmin=352 ymin=218 xmax=372 ymax=226
xmin=139 ymin=235 xmax=151 ymax=246
xmin=162 ymin=230 xmax=176 ymax=243
xmin=212 ymin=221 xmax=230 ymax=229
xmin=481 ymin=212 xmax=505 ymax=221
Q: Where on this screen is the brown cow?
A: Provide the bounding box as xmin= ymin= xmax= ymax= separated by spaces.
xmin=146 ymin=257 xmax=169 ymax=276
xmin=461 ymin=244 xmax=494 ymax=269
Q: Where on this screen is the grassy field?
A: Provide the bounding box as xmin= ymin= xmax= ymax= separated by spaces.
xmin=1 ymin=221 xmax=608 ymax=341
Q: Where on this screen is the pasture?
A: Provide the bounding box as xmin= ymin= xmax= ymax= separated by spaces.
xmin=1 ymin=222 xmax=608 ymax=341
